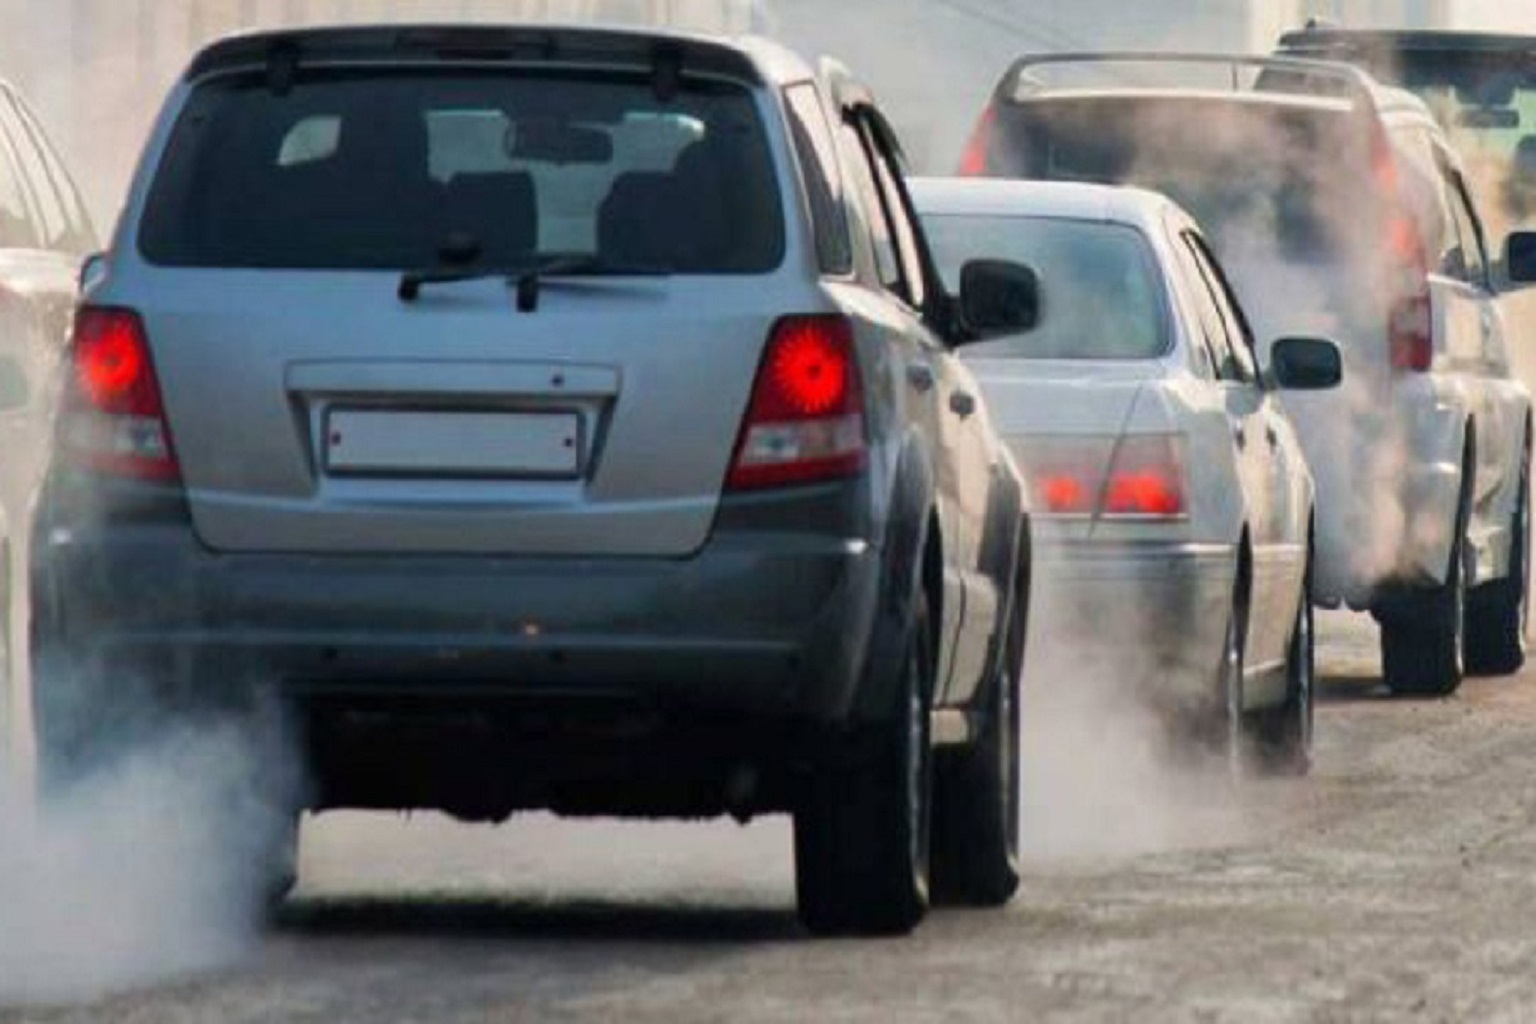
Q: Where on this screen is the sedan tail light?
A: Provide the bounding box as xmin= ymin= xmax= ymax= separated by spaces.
xmin=1024 ymin=437 xmax=1113 ymax=516
xmin=1021 ymin=434 xmax=1187 ymax=521
xmin=726 ymin=315 xmax=867 ymax=491
xmin=1102 ymin=435 xmax=1187 ymax=518
xmin=59 ymin=307 xmax=181 ymax=483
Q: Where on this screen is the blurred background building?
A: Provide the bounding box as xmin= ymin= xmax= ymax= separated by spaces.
xmin=0 ymin=0 xmax=1524 ymax=229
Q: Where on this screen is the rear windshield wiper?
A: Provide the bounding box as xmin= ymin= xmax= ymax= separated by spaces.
xmin=399 ymin=255 xmax=672 ymax=309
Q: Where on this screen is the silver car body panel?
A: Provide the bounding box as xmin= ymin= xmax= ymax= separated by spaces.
xmin=99 ymin=39 xmax=835 ymax=559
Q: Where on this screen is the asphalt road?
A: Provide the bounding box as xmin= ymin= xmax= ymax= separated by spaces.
xmin=5 ymin=612 xmax=1536 ymax=1022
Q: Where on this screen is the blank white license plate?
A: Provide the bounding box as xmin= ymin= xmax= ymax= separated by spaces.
xmin=325 ymin=410 xmax=581 ymax=477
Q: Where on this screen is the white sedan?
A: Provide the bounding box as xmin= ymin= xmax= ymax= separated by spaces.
xmin=913 ymin=177 xmax=1340 ymax=773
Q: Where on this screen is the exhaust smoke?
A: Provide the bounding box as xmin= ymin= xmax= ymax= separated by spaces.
xmin=0 ymin=696 xmax=300 ymax=1006
xmin=1019 ymin=578 xmax=1259 ymax=862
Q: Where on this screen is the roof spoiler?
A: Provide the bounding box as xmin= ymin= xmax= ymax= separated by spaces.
xmin=183 ymin=24 xmax=763 ymax=89
xmin=996 ymin=52 xmax=1380 ymax=109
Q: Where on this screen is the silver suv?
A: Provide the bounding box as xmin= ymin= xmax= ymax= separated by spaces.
xmin=962 ymin=53 xmax=1536 ymax=696
xmin=30 ymin=26 xmax=1034 ymax=936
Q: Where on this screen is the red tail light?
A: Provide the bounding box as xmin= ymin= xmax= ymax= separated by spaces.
xmin=1023 ymin=435 xmax=1186 ymax=520
xmin=1037 ymin=473 xmax=1094 ymax=515
xmin=958 ymin=104 xmax=996 ymax=177
xmin=727 ymin=316 xmax=866 ymax=491
xmin=61 ymin=307 xmax=180 ymax=482
xmin=1103 ymin=436 xmax=1186 ymax=518
xmin=1372 ymin=119 xmax=1433 ymax=373
xmin=1389 ymin=294 xmax=1433 ymax=372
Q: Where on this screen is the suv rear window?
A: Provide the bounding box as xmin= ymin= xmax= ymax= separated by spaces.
xmin=140 ymin=70 xmax=785 ymax=273
xmin=996 ymin=97 xmax=1368 ymax=261
xmin=1392 ymin=53 xmax=1536 ymax=221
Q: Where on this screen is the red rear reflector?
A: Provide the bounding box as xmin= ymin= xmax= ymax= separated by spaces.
xmin=1102 ymin=435 xmax=1187 ymax=519
xmin=62 ymin=307 xmax=180 ymax=482
xmin=727 ymin=316 xmax=866 ymax=491
xmin=958 ymin=104 xmax=996 ymax=177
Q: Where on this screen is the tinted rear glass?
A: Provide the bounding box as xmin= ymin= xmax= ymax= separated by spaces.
xmin=140 ymin=70 xmax=785 ymax=273
xmin=993 ymin=98 xmax=1368 ymax=261
xmin=1390 ymin=52 xmax=1536 ymax=221
xmin=922 ymin=214 xmax=1168 ymax=360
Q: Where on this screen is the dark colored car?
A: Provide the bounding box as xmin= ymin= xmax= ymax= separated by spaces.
xmin=30 ymin=25 xmax=1036 ymax=937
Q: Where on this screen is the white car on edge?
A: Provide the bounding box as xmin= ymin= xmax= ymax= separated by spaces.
xmin=913 ymin=177 xmax=1341 ymax=773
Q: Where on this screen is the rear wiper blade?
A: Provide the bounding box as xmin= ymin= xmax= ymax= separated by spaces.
xmin=398 ymin=265 xmax=502 ymax=302
xmin=398 ymin=255 xmax=672 ymax=309
xmin=511 ymin=255 xmax=672 ymax=313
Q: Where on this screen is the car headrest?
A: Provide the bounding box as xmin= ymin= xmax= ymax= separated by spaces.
xmin=598 ymin=172 xmax=684 ymax=268
xmin=441 ymin=172 xmax=539 ymax=263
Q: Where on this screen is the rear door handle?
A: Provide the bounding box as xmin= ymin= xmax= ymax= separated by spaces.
xmin=1266 ymin=426 xmax=1280 ymax=448
xmin=950 ymin=391 xmax=977 ymax=419
xmin=907 ymin=364 xmax=936 ymax=393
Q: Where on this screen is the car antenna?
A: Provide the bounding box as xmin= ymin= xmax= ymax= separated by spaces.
xmin=265 ymin=39 xmax=301 ymax=97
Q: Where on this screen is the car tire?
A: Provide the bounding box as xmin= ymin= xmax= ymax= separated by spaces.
xmin=931 ymin=577 xmax=1024 ymax=908
xmin=1380 ymin=486 xmax=1470 ymax=698
xmin=1248 ymin=550 xmax=1315 ymax=776
xmin=1465 ymin=449 xmax=1528 ymax=677
xmin=795 ymin=594 xmax=934 ymax=937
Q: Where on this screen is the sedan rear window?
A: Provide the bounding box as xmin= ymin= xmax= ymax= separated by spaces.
xmin=922 ymin=214 xmax=1168 ymax=360
xmin=140 ymin=70 xmax=785 ymax=273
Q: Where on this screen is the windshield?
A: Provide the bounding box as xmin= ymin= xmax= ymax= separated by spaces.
xmin=922 ymin=213 xmax=1168 ymax=359
xmin=140 ymin=70 xmax=785 ymax=272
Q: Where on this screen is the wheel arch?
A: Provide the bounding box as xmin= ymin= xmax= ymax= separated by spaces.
xmin=852 ymin=438 xmax=940 ymax=721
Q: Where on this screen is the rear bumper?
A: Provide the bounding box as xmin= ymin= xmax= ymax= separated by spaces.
xmin=1032 ymin=539 xmax=1235 ymax=710
xmin=1288 ymin=376 xmax=1465 ymax=608
xmin=31 ymin=504 xmax=883 ymax=727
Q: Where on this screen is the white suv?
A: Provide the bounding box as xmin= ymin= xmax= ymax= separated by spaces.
xmin=961 ymin=53 xmax=1536 ymax=695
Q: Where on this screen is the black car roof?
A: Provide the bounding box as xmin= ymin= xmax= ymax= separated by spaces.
xmin=1278 ymin=27 xmax=1536 ymax=57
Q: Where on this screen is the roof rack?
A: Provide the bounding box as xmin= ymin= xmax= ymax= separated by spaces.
xmin=997 ymin=52 xmax=1382 ymax=109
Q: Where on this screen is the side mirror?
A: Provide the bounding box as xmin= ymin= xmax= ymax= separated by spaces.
xmin=1505 ymin=231 xmax=1536 ymax=287
xmin=0 ymin=356 xmax=29 ymax=412
xmin=1270 ymin=337 xmax=1342 ymax=391
xmin=958 ymin=259 xmax=1040 ymax=340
